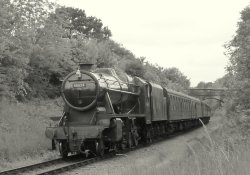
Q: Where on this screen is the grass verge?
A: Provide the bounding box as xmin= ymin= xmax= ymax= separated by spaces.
xmin=0 ymin=98 xmax=61 ymax=169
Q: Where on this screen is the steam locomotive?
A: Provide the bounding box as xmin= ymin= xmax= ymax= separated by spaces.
xmin=45 ymin=63 xmax=211 ymax=157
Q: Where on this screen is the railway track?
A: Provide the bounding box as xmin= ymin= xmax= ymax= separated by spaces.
xmin=0 ymin=155 xmax=90 ymax=175
xmin=0 ymin=126 xmax=202 ymax=175
xmin=0 ymin=153 xmax=116 ymax=175
xmin=0 ymin=144 xmax=144 ymax=175
xmin=0 ymin=158 xmax=64 ymax=175
xmin=37 ymin=156 xmax=105 ymax=175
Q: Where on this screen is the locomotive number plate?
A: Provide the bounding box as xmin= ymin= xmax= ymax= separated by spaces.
xmin=73 ymin=83 xmax=86 ymax=88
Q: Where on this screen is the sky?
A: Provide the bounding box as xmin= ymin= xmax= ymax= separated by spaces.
xmin=57 ymin=0 xmax=249 ymax=87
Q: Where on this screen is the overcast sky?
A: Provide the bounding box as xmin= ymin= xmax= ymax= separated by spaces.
xmin=57 ymin=0 xmax=249 ymax=86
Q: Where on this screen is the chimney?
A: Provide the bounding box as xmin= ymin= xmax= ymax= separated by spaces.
xmin=79 ymin=63 xmax=94 ymax=71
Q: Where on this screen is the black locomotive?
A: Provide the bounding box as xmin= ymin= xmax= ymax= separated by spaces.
xmin=45 ymin=63 xmax=211 ymax=157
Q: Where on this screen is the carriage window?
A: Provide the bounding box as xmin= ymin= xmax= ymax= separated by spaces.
xmin=175 ymin=97 xmax=177 ymax=111
xmin=183 ymin=99 xmax=185 ymax=110
xmin=183 ymin=100 xmax=185 ymax=110
xmin=171 ymin=96 xmax=173 ymax=110
xmin=174 ymin=97 xmax=176 ymax=111
xmin=147 ymin=86 xmax=150 ymax=98
xmin=176 ymin=97 xmax=178 ymax=110
xmin=171 ymin=96 xmax=174 ymax=110
xmin=178 ymin=98 xmax=180 ymax=110
xmin=170 ymin=95 xmax=172 ymax=110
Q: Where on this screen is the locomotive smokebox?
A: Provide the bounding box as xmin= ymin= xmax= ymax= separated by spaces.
xmin=79 ymin=63 xmax=94 ymax=71
xmin=61 ymin=65 xmax=139 ymax=112
xmin=61 ymin=67 xmax=99 ymax=111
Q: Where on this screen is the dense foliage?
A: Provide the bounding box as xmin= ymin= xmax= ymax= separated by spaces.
xmin=0 ymin=0 xmax=190 ymax=101
xmin=225 ymin=6 xmax=250 ymax=109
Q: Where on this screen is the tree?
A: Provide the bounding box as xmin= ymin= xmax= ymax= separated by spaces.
xmin=125 ymin=59 xmax=145 ymax=78
xmin=196 ymin=81 xmax=213 ymax=88
xmin=163 ymin=67 xmax=190 ymax=89
xmin=225 ymin=5 xmax=250 ymax=108
xmin=212 ymin=74 xmax=235 ymax=89
xmin=27 ymin=5 xmax=116 ymax=98
xmin=0 ymin=0 xmax=56 ymax=100
xmin=50 ymin=7 xmax=112 ymax=39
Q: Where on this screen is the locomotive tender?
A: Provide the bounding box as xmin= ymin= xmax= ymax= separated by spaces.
xmin=45 ymin=63 xmax=211 ymax=157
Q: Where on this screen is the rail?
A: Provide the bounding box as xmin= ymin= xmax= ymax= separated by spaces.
xmin=0 ymin=158 xmax=63 ymax=175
